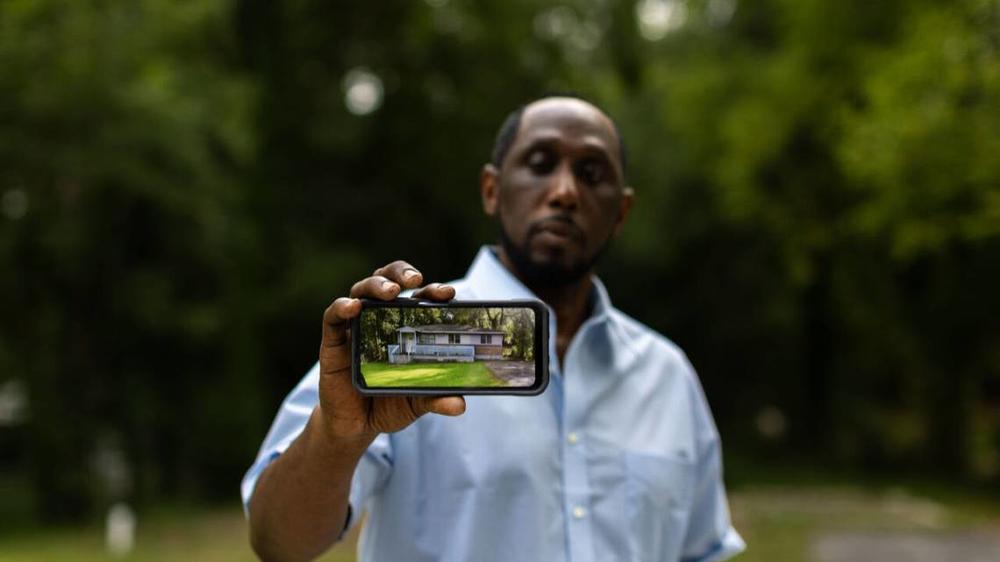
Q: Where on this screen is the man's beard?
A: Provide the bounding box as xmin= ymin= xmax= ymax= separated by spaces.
xmin=498 ymin=217 xmax=609 ymax=291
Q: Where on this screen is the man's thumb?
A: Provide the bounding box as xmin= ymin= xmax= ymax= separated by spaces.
xmin=420 ymin=396 xmax=466 ymax=417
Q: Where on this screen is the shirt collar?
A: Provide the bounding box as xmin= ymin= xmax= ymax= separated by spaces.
xmin=463 ymin=246 xmax=613 ymax=326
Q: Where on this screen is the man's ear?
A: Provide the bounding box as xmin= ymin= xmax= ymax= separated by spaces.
xmin=612 ymin=186 xmax=635 ymax=237
xmin=480 ymin=164 xmax=500 ymax=216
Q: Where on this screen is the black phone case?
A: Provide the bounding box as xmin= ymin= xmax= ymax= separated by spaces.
xmin=351 ymin=298 xmax=549 ymax=396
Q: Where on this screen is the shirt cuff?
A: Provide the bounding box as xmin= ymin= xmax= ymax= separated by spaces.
xmin=683 ymin=527 xmax=746 ymax=562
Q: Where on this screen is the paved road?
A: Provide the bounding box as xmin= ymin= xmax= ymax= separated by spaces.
xmin=484 ymin=361 xmax=535 ymax=387
xmin=814 ymin=531 xmax=1000 ymax=562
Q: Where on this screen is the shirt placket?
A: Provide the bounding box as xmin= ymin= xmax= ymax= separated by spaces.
xmin=561 ymin=327 xmax=597 ymax=562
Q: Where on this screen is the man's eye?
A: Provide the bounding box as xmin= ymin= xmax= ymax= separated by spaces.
xmin=527 ymin=150 xmax=555 ymax=174
xmin=577 ymin=160 xmax=606 ymax=185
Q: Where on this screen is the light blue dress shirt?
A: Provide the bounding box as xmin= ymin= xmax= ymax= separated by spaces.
xmin=242 ymin=246 xmax=745 ymax=562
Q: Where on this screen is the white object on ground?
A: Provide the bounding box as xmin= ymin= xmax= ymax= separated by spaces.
xmin=105 ymin=502 xmax=136 ymax=557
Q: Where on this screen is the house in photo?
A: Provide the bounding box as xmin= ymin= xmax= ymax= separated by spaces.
xmin=387 ymin=324 xmax=505 ymax=364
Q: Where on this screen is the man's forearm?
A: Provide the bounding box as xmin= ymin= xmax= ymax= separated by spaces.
xmin=248 ymin=407 xmax=374 ymax=562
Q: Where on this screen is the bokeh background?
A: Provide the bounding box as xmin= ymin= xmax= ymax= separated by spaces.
xmin=1 ymin=0 xmax=998 ymax=560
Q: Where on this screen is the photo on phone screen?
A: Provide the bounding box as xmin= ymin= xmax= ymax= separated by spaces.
xmin=352 ymin=299 xmax=548 ymax=395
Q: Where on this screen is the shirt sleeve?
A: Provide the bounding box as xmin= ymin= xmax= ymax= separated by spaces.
xmin=240 ymin=361 xmax=394 ymax=536
xmin=679 ymin=361 xmax=746 ymax=562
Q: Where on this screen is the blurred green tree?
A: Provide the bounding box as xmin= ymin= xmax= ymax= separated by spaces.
xmin=2 ymin=0 xmax=998 ymax=524
xmin=0 ymin=0 xmax=258 ymax=520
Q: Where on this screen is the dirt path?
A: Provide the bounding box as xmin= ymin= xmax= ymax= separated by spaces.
xmin=814 ymin=531 xmax=1000 ymax=562
xmin=483 ymin=361 xmax=535 ymax=387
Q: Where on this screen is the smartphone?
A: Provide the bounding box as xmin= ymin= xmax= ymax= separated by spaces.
xmin=351 ymin=298 xmax=549 ymax=395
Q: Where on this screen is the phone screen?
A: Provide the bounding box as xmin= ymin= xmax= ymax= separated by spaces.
xmin=354 ymin=300 xmax=547 ymax=393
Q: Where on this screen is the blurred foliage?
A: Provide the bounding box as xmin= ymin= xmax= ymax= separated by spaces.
xmin=0 ymin=0 xmax=998 ymax=523
xmin=0 ymin=0 xmax=258 ymax=520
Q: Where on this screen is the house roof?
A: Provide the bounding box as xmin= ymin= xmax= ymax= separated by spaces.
xmin=398 ymin=324 xmax=504 ymax=335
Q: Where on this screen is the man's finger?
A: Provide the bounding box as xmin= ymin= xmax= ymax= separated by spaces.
xmin=411 ymin=283 xmax=456 ymax=302
xmin=350 ymin=275 xmax=402 ymax=300
xmin=373 ymin=260 xmax=423 ymax=289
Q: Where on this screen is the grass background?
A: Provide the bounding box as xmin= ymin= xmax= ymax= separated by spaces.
xmin=1 ymin=480 xmax=997 ymax=562
xmin=361 ymin=362 xmax=504 ymax=387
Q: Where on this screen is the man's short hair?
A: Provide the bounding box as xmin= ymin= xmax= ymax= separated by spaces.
xmin=490 ymin=93 xmax=629 ymax=180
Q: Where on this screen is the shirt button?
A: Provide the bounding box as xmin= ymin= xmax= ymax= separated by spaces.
xmin=567 ymin=432 xmax=579 ymax=445
xmin=572 ymin=506 xmax=587 ymax=519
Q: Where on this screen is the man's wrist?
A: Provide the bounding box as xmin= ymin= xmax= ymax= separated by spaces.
xmin=308 ymin=407 xmax=376 ymax=466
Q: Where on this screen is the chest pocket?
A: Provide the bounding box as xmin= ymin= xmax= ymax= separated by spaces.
xmin=624 ymin=450 xmax=696 ymax=562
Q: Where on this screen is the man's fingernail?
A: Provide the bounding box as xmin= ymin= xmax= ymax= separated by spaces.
xmin=383 ymin=281 xmax=397 ymax=290
xmin=404 ymin=269 xmax=419 ymax=280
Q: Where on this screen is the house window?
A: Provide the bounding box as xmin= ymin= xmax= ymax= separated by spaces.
xmin=419 ymin=334 xmax=435 ymax=344
xmin=480 ymin=334 xmax=492 ymax=344
xmin=449 ymin=334 xmax=460 ymax=344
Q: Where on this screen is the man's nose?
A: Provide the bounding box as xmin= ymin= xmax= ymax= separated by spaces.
xmin=546 ymin=164 xmax=579 ymax=210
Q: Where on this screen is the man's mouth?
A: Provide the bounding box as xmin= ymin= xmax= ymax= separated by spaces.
xmin=530 ymin=217 xmax=583 ymax=244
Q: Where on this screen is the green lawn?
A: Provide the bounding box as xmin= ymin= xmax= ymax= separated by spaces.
xmin=0 ymin=503 xmax=359 ymax=562
xmin=1 ymin=484 xmax=998 ymax=562
xmin=362 ymin=361 xmax=504 ymax=387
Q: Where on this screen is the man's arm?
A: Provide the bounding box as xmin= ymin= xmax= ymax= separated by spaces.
xmin=247 ymin=261 xmax=466 ymax=562
xmin=249 ymin=409 xmax=371 ymax=562
xmin=678 ymin=360 xmax=745 ymax=562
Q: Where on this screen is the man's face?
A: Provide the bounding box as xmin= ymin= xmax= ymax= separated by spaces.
xmin=481 ymin=98 xmax=634 ymax=289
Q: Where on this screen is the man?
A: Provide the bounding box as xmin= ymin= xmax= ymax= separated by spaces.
xmin=243 ymin=95 xmax=745 ymax=562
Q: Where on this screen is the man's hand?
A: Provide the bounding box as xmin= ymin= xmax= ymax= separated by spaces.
xmin=318 ymin=260 xmax=466 ymax=445
xmin=248 ymin=261 xmax=466 ymax=562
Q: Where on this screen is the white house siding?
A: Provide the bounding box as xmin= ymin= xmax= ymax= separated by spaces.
xmin=426 ymin=333 xmax=501 ymax=345
xmin=463 ymin=333 xmax=502 ymax=344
